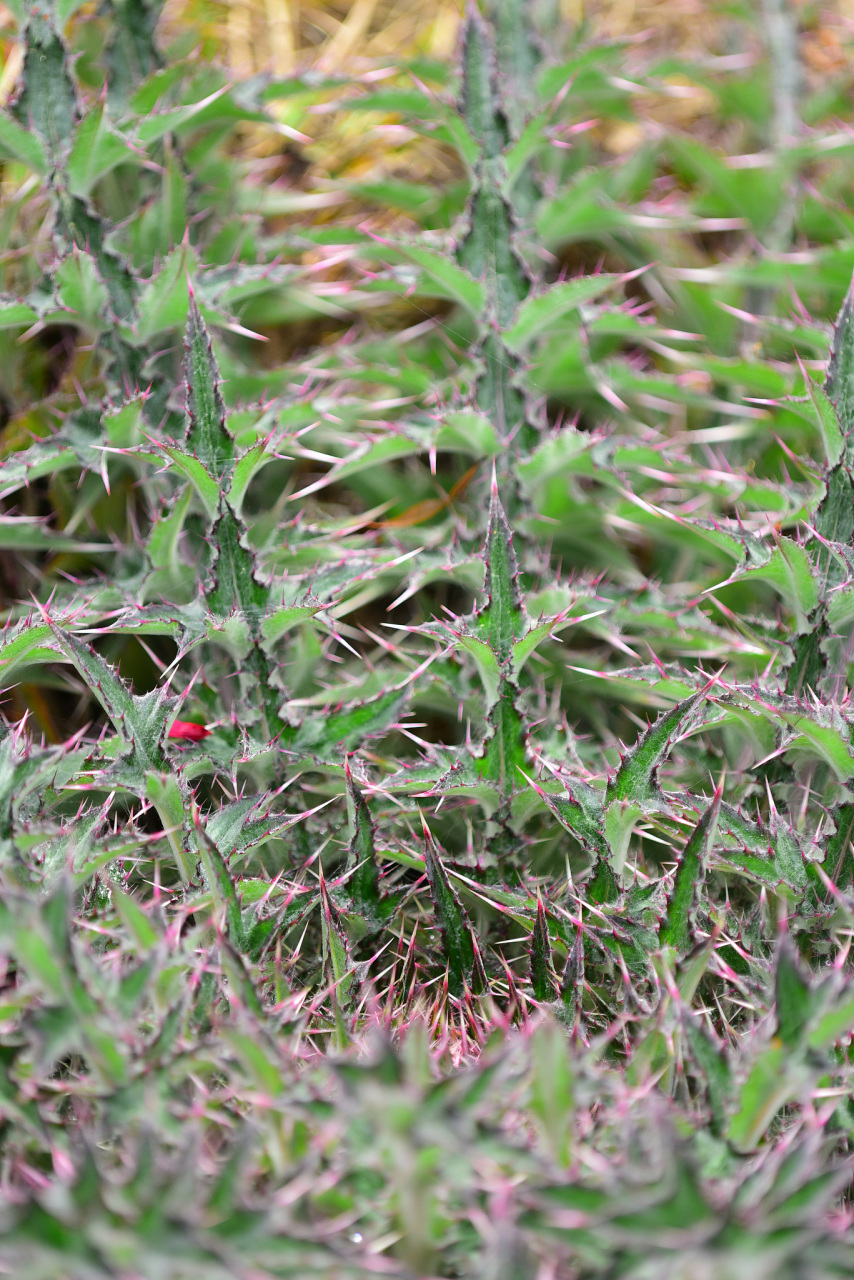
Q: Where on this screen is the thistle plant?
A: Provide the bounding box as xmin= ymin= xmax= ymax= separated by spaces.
xmin=0 ymin=0 xmax=853 ymax=1275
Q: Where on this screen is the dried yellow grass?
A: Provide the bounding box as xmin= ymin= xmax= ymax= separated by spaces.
xmin=156 ymin=0 xmax=854 ymax=78
xmin=159 ymin=0 xmax=462 ymax=76
xmin=150 ymin=0 xmax=854 ymax=180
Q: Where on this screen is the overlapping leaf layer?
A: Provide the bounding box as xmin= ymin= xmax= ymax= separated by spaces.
xmin=0 ymin=1 xmax=854 ymax=1274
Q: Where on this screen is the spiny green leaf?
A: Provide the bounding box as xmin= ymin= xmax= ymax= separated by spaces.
xmin=14 ymin=11 xmax=77 ymax=159
xmin=0 ymin=300 xmax=41 ymax=331
xmin=728 ymin=1042 xmax=806 ymax=1152
xmin=134 ymin=84 xmax=246 ymax=146
xmin=397 ymin=243 xmax=486 ymax=316
xmin=814 ymin=464 xmax=854 ymax=581
xmin=60 ymin=197 xmax=136 ymax=324
xmin=808 ymin=989 xmax=854 ymax=1050
xmin=485 ymin=0 xmax=541 ymax=136
xmin=219 ymin=938 xmax=266 ymax=1019
xmin=726 ymin=538 xmax=818 ymax=632
xmin=826 ymin=274 xmax=854 ymax=460
xmin=320 ymin=874 xmax=355 ymax=1012
xmin=158 ymin=445 xmax=220 ymax=521
xmin=145 ymin=487 xmax=192 ymax=577
xmin=144 ymin=772 xmax=195 ymax=885
xmin=55 ymin=248 xmax=109 ymax=328
xmin=511 ymin=609 xmax=585 ymax=678
xmin=288 ymin=434 xmax=422 ymax=500
xmin=603 ymin=797 xmax=644 ymax=876
xmin=206 ymin=502 xmax=269 ymax=624
xmin=529 ymin=1021 xmax=574 ymax=1167
xmin=0 ymin=620 xmax=60 ymax=686
xmin=785 ymin=623 xmax=827 ymax=698
xmin=460 ymin=11 xmax=505 ymax=159
xmin=45 ymin=624 xmax=172 ymax=772
xmin=105 ymin=0 xmax=161 ymax=102
xmin=476 ymin=680 xmax=527 ymax=794
xmin=435 ymin=411 xmax=500 ymax=457
xmin=683 ymin=1015 xmax=731 ymax=1136
xmin=458 ymin=181 xmax=530 ymax=327
xmin=291 ymin=685 xmax=409 ymax=759
xmin=660 ymin=786 xmax=722 ymax=953
xmin=529 ymin=897 xmax=557 ymax=1001
xmin=559 ymin=926 xmax=584 ymax=1027
xmin=607 ymin=693 xmax=701 ymax=805
xmin=344 ymin=763 xmax=381 ymax=920
xmin=823 ymin=802 xmax=854 ymax=892
xmin=0 ymin=728 xmax=59 ymax=856
xmin=228 ymin=440 xmax=277 ymax=517
xmin=805 ymin=374 xmax=844 ymax=468
xmin=0 ymin=520 xmax=109 ymax=552
xmin=205 ymin=795 xmax=308 ymax=860
xmin=586 ymin=855 xmax=620 ymax=904
xmin=775 ymin=941 xmax=813 ymax=1049
xmin=260 ymin=599 xmax=326 ymax=650
xmin=718 ymin=687 xmax=854 ymax=780
xmin=0 ymin=112 xmax=49 ymax=174
xmin=456 ymin=632 xmax=501 ymax=705
xmin=503 ymin=275 xmax=624 ymax=352
xmin=184 ymin=295 xmax=234 ymax=482
xmin=111 ymin=885 xmax=159 ymax=952
xmin=422 ymin=820 xmax=476 ymax=996
xmin=475 ymin=331 xmax=530 ymax=441
xmin=478 ymin=485 xmax=523 ymax=661
xmin=131 ymin=243 xmax=191 ymax=342
xmin=66 ymin=100 xmax=137 ymax=197
xmin=540 ymin=783 xmax=609 ymax=862
xmin=193 ymin=806 xmax=244 ymax=944
xmin=203 ymin=623 xmax=252 ymax=676
xmin=717 ymin=802 xmax=808 ymax=890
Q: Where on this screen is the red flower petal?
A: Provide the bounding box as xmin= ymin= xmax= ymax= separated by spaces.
xmin=168 ymin=720 xmax=211 ymax=741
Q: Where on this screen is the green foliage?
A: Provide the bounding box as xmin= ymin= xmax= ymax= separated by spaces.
xmin=1 ymin=0 xmax=854 ymax=1273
